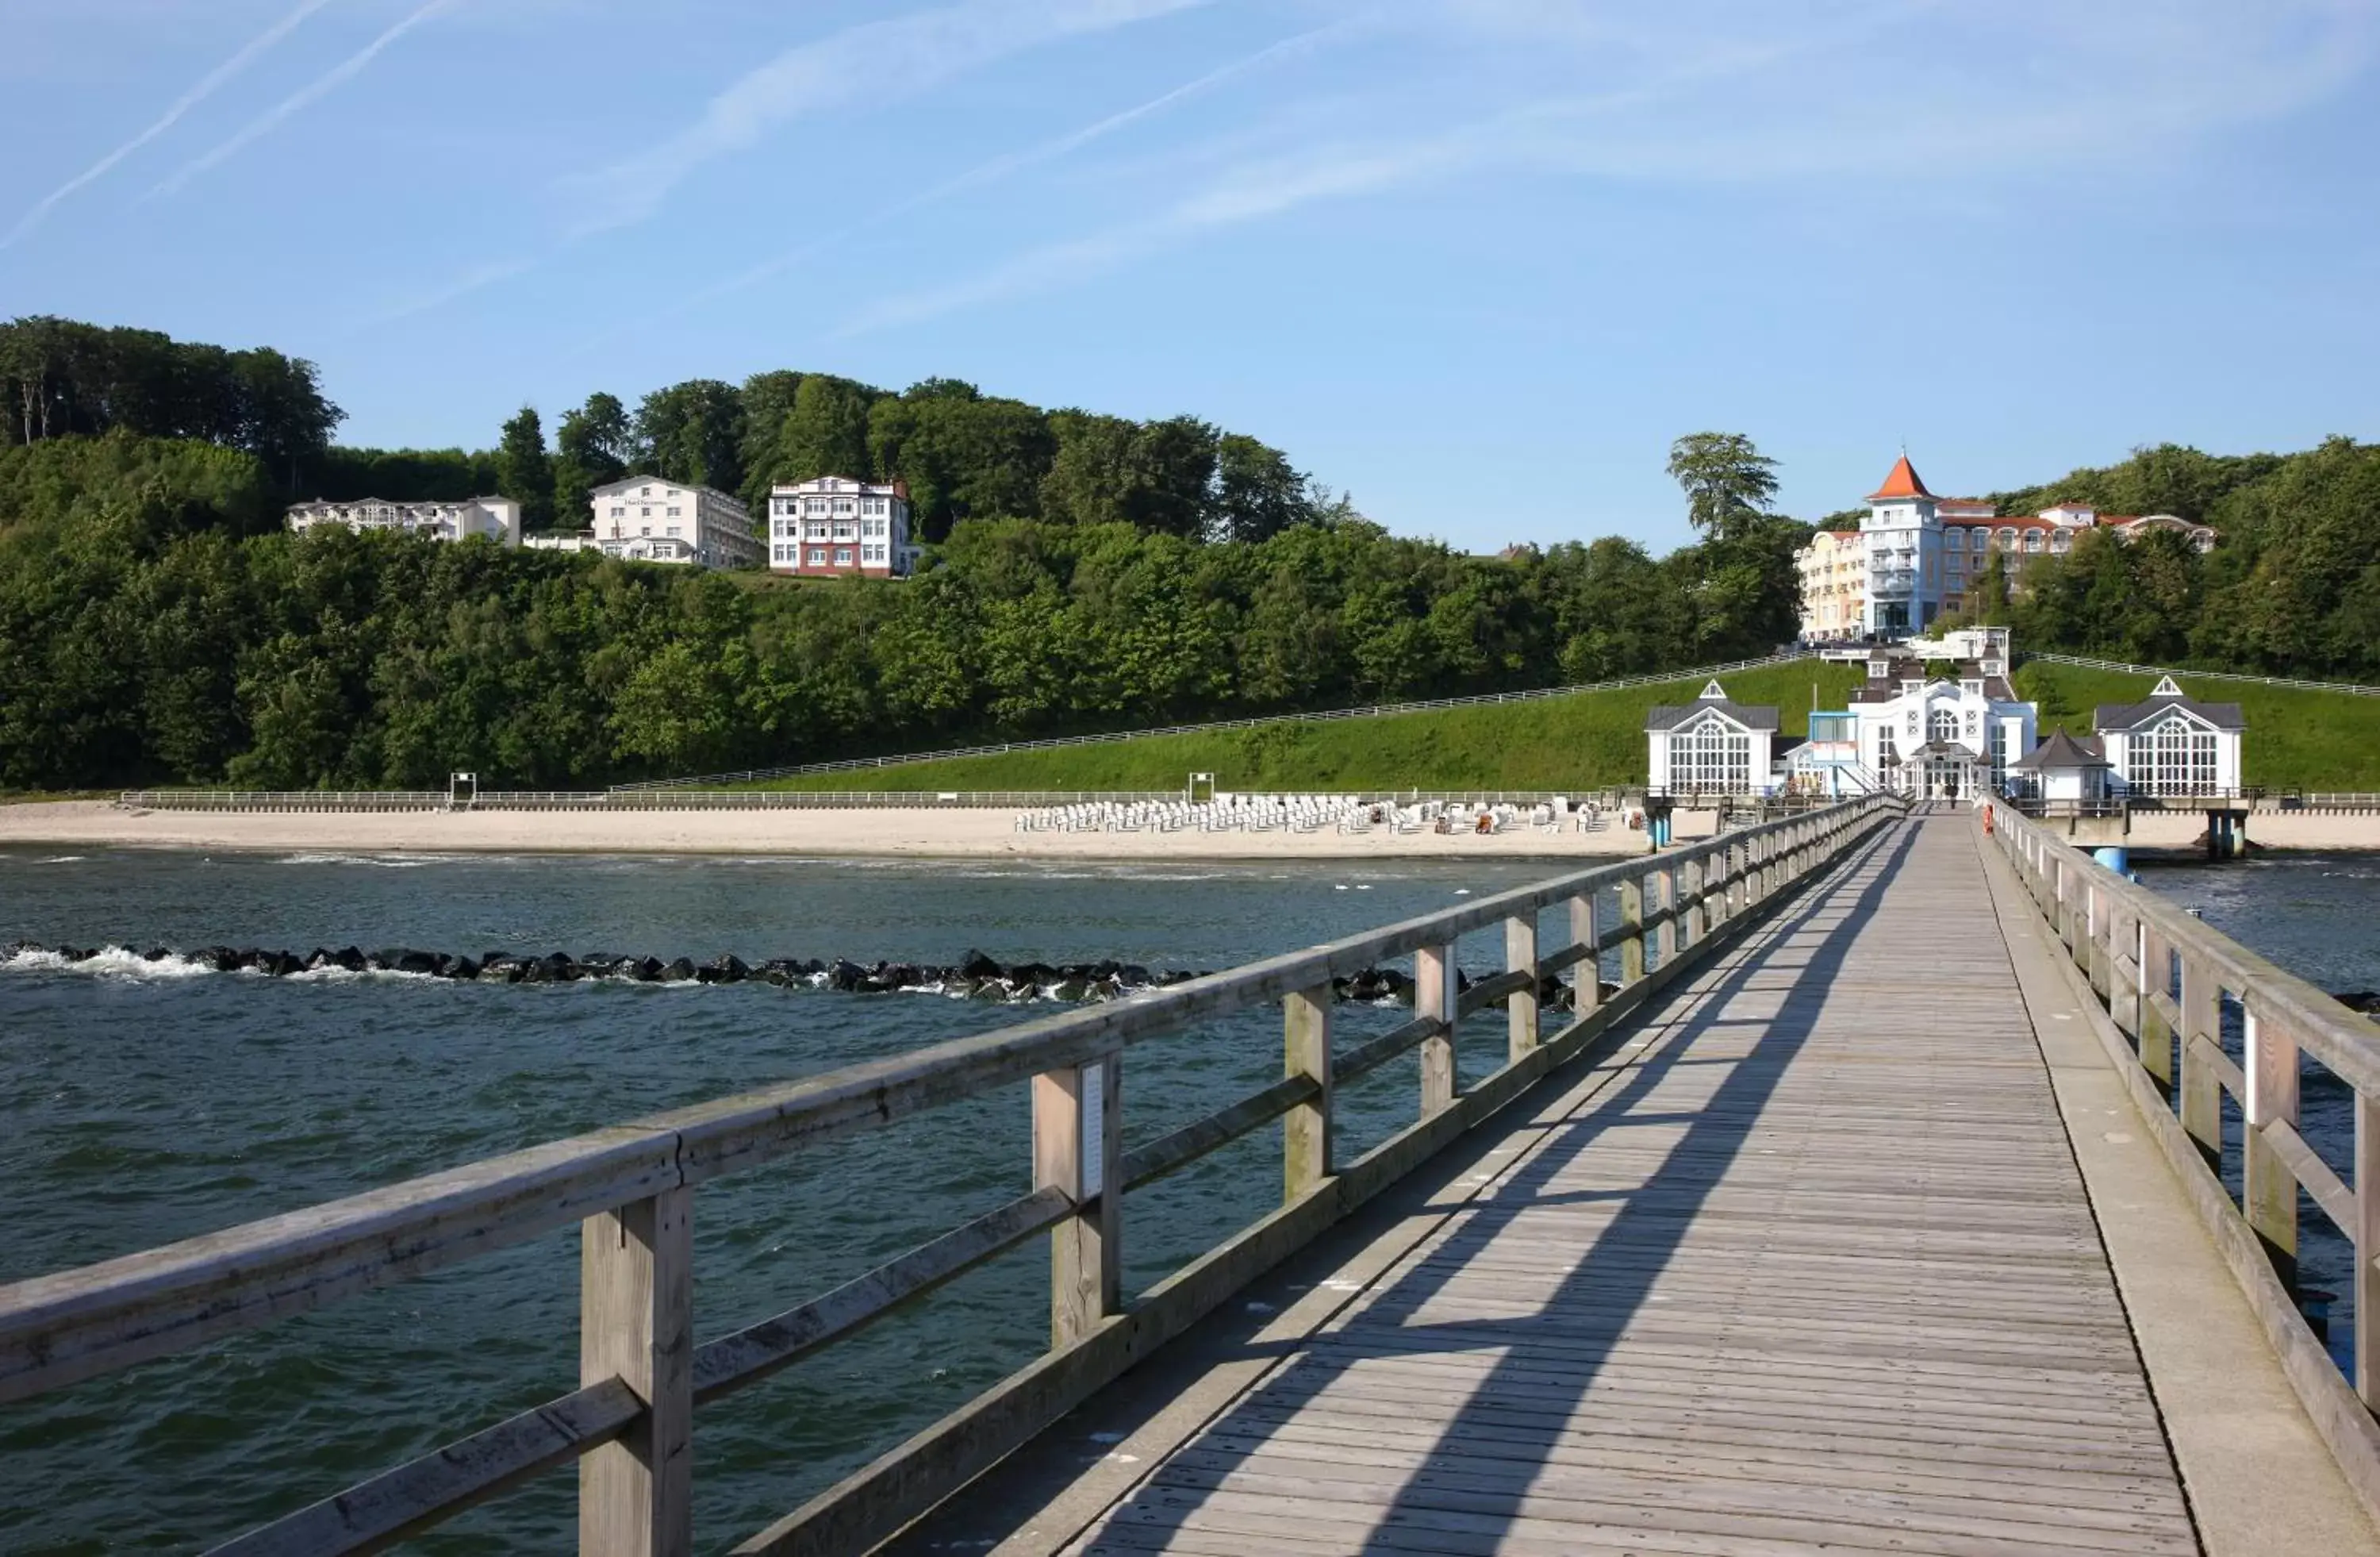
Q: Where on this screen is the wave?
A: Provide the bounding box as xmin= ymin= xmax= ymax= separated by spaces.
xmin=2 ymin=944 xmax=214 ymax=979
xmin=271 ymin=853 xmax=440 ymax=868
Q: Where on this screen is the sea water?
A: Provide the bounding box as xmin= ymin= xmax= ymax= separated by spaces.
xmin=0 ymin=848 xmax=1577 ymax=1553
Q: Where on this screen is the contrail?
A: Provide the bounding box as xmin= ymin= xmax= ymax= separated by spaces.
xmin=151 ymin=0 xmax=462 ymax=198
xmin=2 ymin=0 xmax=339 ymax=248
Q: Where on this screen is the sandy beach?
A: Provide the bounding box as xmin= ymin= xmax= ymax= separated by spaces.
xmin=4 ymin=801 xmax=2374 ymax=859
xmin=0 ymin=801 xmax=1652 ymax=859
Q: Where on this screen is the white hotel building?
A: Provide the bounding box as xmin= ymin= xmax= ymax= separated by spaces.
xmin=587 ymin=475 xmax=762 ymax=569
xmin=1796 ymin=456 xmax=2219 ymax=642
xmin=286 ymin=495 xmax=522 ymax=547
xmin=767 ymin=476 xmax=919 ymax=578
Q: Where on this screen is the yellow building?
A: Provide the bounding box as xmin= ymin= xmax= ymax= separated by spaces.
xmin=1794 ymin=529 xmax=1866 ymax=640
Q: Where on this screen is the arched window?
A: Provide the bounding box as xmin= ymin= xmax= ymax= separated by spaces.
xmin=1928 ymin=707 xmax=1960 ymax=746
xmin=2129 ymin=715 xmax=2217 ymax=796
xmin=1668 ymin=713 xmax=1752 ymax=794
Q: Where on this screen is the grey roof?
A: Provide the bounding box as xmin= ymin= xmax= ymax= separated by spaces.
xmin=2011 ymin=729 xmax=2111 ymax=772
xmin=1645 ymin=700 xmax=1781 ymax=734
xmin=2094 ymin=690 xmax=2245 ymax=732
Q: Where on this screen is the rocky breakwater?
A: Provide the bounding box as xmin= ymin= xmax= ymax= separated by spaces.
xmin=2 ymin=941 xmax=1616 ymax=1010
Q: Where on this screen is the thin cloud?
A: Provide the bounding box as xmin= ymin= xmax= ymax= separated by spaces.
xmin=2 ymin=0 xmax=338 ymax=248
xmin=837 ymin=0 xmax=2380 ymax=336
xmin=150 ymin=0 xmax=463 ymax=198
xmin=567 ymin=0 xmax=1211 ymax=236
xmin=679 ymin=18 xmax=1355 ymax=314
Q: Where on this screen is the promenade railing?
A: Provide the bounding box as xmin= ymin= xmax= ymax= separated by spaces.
xmin=116 ymin=788 xmax=1637 ymax=813
xmin=610 ymin=650 xmax=1817 ymax=790
xmin=1 ymin=798 xmax=1897 ymax=1555
xmin=1992 ymin=803 xmax=2380 ymax=1514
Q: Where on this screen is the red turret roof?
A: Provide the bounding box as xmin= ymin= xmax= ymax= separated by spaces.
xmin=1867 ymin=454 xmax=1933 ymax=502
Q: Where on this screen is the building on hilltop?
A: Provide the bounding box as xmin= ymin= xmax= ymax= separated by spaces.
xmin=286 ymin=495 xmax=521 ymax=548
xmin=1793 ymin=455 xmax=2221 ymax=644
xmin=587 ymin=475 xmax=762 ymax=568
xmin=767 ymin=476 xmax=920 ymax=578
xmin=2091 ymin=675 xmax=2245 ymax=797
xmin=1644 ymin=680 xmax=1782 ymax=797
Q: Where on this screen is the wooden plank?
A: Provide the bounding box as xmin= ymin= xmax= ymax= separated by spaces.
xmin=2360 ymin=1090 xmax=2380 ymax=1410
xmin=207 ymin=1378 xmax=643 ymax=1557
xmin=692 ymin=1187 xmax=1069 ymax=1404
xmin=2245 ymin=1007 xmax=2302 ymax=1284
xmin=579 ymin=1188 xmax=693 ymax=1557
xmin=1120 ymin=1076 xmax=1317 ymax=1194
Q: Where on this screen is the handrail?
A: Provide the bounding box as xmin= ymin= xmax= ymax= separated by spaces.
xmin=2020 ymin=651 xmax=2380 ymax=698
xmin=611 ymin=650 xmax=1818 ymax=790
xmin=1989 ymin=802 xmax=2380 ymax=1519
xmin=2 ymin=796 xmax=1898 ymax=1555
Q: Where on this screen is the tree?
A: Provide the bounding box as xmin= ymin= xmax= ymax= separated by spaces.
xmin=1666 ymin=432 xmax=1779 ymax=541
xmin=555 ymin=391 xmax=631 ymax=525
xmin=495 ymin=406 xmax=555 ymax=530
xmin=778 ymin=375 xmax=876 ymax=484
xmin=632 ymin=379 xmax=743 ymax=492
xmin=1212 ymin=434 xmax=1312 ymax=544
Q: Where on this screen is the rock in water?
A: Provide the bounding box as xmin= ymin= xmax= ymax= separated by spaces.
xmin=959 ymin=948 xmax=1004 ymax=981
xmin=659 ymin=957 xmax=697 ymax=983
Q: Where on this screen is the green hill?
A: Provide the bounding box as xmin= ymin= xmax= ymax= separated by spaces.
xmin=2012 ymin=662 xmax=2380 ymax=792
xmin=747 ymin=660 xmax=1865 ymax=794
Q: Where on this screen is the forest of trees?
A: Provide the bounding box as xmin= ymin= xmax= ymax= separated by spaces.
xmin=1942 ymin=437 xmax=2380 ymax=678
xmin=0 ymin=432 xmax=1803 ymax=789
xmin=2 ymin=315 xmax=2370 ymax=791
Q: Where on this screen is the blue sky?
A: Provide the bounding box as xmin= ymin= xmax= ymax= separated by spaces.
xmin=5 ymin=0 xmax=2377 ymax=552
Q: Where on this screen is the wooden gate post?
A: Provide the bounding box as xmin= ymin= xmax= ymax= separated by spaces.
xmin=1417 ymin=941 xmax=1457 ymax=1117
xmin=1284 ymin=984 xmax=1333 ymax=1201
xmin=581 ymin=1188 xmax=695 ymax=1557
xmin=1505 ymin=913 xmax=1539 ymax=1061
xmin=2358 ymin=1092 xmax=2380 ymax=1409
xmin=1654 ymin=867 xmax=1678 ymax=968
xmin=1035 ymin=1055 xmax=1123 ymax=1346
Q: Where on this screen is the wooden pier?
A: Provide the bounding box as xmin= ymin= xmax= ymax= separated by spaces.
xmin=6 ymin=798 xmax=2380 ymax=1554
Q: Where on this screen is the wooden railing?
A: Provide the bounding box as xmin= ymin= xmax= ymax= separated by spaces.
xmin=1991 ymin=804 xmax=2380 ymax=1516
xmin=1 ymin=797 xmax=1898 ymax=1555
xmin=117 ymin=788 xmax=1633 ymax=813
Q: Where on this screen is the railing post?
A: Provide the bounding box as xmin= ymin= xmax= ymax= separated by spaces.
xmin=580 ymin=1187 xmax=695 ymax=1557
xmin=1284 ymin=985 xmax=1332 ymax=1201
xmin=1035 ymin=1053 xmax=1122 ymax=1347
xmin=2244 ymin=1006 xmax=2300 ymax=1291
xmin=1569 ymin=894 xmax=1599 ymax=1014
xmin=1618 ymin=876 xmax=1646 ymax=986
xmin=1505 ymin=913 xmax=1539 ymax=1061
xmin=2359 ymin=1091 xmax=2380 ymax=1409
xmin=2136 ymin=923 xmax=2173 ymax=1086
xmin=2178 ymin=955 xmax=2222 ymax=1169
xmin=2086 ymin=881 xmax=2111 ymax=997
xmin=1416 ymin=941 xmax=1457 ymax=1117
xmin=2109 ymin=902 xmax=2140 ymax=1041
xmin=1654 ymin=864 xmax=1678 ymax=967
xmin=1681 ymin=855 xmax=1706 ymax=948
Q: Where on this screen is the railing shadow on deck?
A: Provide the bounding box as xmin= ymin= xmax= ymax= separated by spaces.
xmin=1073 ymin=820 xmax=1921 ymax=1555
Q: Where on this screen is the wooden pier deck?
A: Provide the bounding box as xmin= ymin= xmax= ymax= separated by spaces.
xmin=963 ymin=817 xmax=2202 ymax=1555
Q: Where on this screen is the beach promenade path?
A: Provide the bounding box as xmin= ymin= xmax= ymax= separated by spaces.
xmin=910 ymin=817 xmax=2209 ymax=1555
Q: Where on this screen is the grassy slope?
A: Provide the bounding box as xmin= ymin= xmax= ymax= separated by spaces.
xmin=2013 ymin=662 xmax=2380 ymax=791
xmin=752 ymin=661 xmax=1867 ymax=794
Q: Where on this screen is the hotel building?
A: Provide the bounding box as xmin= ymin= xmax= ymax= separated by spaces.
xmin=1795 ymin=456 xmax=2220 ymax=643
xmin=286 ymin=495 xmax=521 ymax=547
xmin=767 ymin=476 xmax=920 ymax=578
xmin=587 ymin=476 xmax=762 ymax=569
